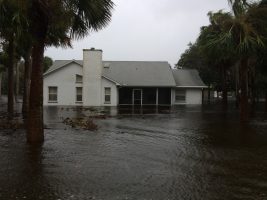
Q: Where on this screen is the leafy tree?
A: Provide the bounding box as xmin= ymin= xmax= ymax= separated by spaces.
xmin=0 ymin=0 xmax=29 ymax=118
xmin=197 ymin=1 xmax=267 ymax=121
xmin=26 ymin=0 xmax=114 ymax=143
xmin=177 ymin=42 xmax=220 ymax=102
xmin=197 ymin=11 xmax=237 ymax=107
xmin=0 ymin=0 xmax=114 ymax=143
xmin=43 ymin=56 xmax=53 ymax=73
xmin=254 ymin=50 xmax=267 ymax=110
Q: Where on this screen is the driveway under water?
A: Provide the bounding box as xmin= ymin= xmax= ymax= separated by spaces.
xmin=1 ymin=103 xmax=267 ymax=200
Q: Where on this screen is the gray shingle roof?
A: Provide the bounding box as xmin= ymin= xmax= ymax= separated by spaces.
xmin=102 ymin=61 xmax=176 ymax=87
xmin=44 ymin=60 xmax=206 ymax=88
xmin=172 ymin=69 xmax=207 ymax=88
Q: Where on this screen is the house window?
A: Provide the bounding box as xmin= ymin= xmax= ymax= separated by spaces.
xmin=175 ymin=89 xmax=186 ymax=102
xmin=76 ymin=74 xmax=83 ymax=83
xmin=76 ymin=87 xmax=83 ymax=102
xmin=48 ymin=87 xmax=57 ymax=102
xmin=104 ymin=87 xmax=111 ymax=104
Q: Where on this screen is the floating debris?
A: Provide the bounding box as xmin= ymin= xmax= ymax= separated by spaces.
xmin=62 ymin=117 xmax=98 ymax=131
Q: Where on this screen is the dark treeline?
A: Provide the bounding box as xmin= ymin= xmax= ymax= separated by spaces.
xmin=178 ymin=0 xmax=267 ymax=121
xmin=0 ymin=55 xmax=53 ymax=96
xmin=0 ymin=0 xmax=114 ymax=144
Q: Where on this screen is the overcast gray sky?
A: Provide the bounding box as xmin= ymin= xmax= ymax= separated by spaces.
xmin=45 ymin=0 xmax=230 ymax=67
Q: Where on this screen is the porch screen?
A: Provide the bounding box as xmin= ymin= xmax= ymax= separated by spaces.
xmin=142 ymin=88 xmax=156 ymax=105
xmin=158 ymin=88 xmax=171 ymax=105
xmin=119 ymin=88 xmax=132 ymax=104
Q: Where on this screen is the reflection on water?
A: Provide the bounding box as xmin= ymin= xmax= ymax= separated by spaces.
xmin=1 ymin=104 xmax=267 ymax=199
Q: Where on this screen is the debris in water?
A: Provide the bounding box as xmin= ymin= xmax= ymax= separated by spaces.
xmin=62 ymin=117 xmax=98 ymax=131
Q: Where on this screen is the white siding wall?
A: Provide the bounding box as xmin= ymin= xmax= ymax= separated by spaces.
xmin=101 ymin=78 xmax=118 ymax=106
xmin=172 ymin=88 xmax=203 ymax=105
xmin=186 ymin=89 xmax=203 ymax=104
xmin=43 ymin=63 xmax=82 ymax=106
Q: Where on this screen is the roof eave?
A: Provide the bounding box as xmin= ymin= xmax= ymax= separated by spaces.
xmin=176 ymin=86 xmax=208 ymax=88
xmin=102 ymin=75 xmax=121 ymax=86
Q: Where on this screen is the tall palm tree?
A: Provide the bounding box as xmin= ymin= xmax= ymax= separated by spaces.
xmin=0 ymin=1 xmax=16 ymax=119
xmin=27 ymin=0 xmax=114 ymax=143
xmin=231 ymin=2 xmax=267 ymax=121
xmin=0 ymin=0 xmax=28 ymax=119
xmin=198 ymin=11 xmax=235 ymax=107
xmin=199 ymin=1 xmax=267 ymax=121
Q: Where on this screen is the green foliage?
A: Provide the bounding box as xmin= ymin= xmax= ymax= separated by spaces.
xmin=178 ymin=0 xmax=267 ymax=98
xmin=178 ymin=42 xmax=223 ymax=90
xmin=43 ymin=56 xmax=53 ymax=73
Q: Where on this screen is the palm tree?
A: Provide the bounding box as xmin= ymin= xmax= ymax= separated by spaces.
xmin=27 ymin=0 xmax=114 ymax=143
xmin=198 ymin=11 xmax=235 ymax=107
xmin=0 ymin=0 xmax=28 ymax=119
xmin=198 ymin=1 xmax=267 ymax=121
xmin=0 ymin=63 xmax=4 ymax=96
xmin=230 ymin=1 xmax=267 ymax=121
xmin=0 ymin=2 xmax=15 ymax=118
xmin=16 ymin=35 xmax=32 ymax=119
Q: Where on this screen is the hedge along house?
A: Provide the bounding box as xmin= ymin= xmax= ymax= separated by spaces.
xmin=43 ymin=49 xmax=207 ymax=106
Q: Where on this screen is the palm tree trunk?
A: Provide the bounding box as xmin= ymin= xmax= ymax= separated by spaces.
xmin=235 ymin=63 xmax=239 ymax=108
xmin=0 ymin=72 xmax=2 ymax=96
xmin=239 ymin=58 xmax=249 ymax=122
xmin=7 ymin=36 xmax=14 ymax=119
xmin=27 ymin=39 xmax=45 ymax=143
xmin=222 ymin=66 xmax=228 ymax=108
xmin=27 ymin=0 xmax=49 ymax=143
xmin=250 ymin=68 xmax=256 ymax=107
xmin=22 ymin=49 xmax=32 ymax=119
xmin=15 ymin=62 xmax=20 ymax=102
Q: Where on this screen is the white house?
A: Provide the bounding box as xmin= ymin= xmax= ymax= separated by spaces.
xmin=43 ymin=48 xmax=207 ymax=106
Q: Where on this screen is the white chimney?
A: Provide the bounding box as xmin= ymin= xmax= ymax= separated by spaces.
xmin=82 ymin=48 xmax=103 ymax=106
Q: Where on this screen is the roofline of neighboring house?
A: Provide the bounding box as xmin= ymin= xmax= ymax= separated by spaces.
xmin=117 ymin=85 xmax=207 ymax=88
xmin=43 ymin=60 xmax=82 ymax=77
xmin=176 ymin=86 xmax=208 ymax=88
xmin=117 ymin=85 xmax=177 ymax=87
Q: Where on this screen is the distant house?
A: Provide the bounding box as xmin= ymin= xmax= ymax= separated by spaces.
xmin=43 ymin=48 xmax=207 ymax=106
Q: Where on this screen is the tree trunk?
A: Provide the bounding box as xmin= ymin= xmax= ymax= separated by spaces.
xmin=7 ymin=36 xmax=14 ymax=119
xmin=27 ymin=0 xmax=48 ymax=143
xmin=265 ymin=92 xmax=267 ymax=112
xmin=250 ymin=68 xmax=256 ymax=107
xmin=208 ymin=84 xmax=211 ymax=104
xmin=15 ymin=62 xmax=20 ymax=102
xmin=235 ymin=63 xmax=239 ymax=108
xmin=222 ymin=66 xmax=228 ymax=108
xmin=27 ymin=40 xmax=45 ymax=143
xmin=239 ymin=58 xmax=249 ymax=122
xmin=22 ymin=49 xmax=32 ymax=119
xmin=0 ymin=72 xmax=2 ymax=96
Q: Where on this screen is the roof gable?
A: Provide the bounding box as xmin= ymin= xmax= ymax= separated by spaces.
xmin=172 ymin=69 xmax=207 ymax=88
xmin=43 ymin=60 xmax=82 ymax=76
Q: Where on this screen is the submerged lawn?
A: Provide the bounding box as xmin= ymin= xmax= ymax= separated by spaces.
xmin=1 ymin=102 xmax=267 ymax=200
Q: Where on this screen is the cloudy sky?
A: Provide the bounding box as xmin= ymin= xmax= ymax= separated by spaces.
xmin=45 ymin=0 xmax=230 ymax=67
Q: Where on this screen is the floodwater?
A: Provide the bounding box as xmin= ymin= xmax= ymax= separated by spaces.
xmin=1 ymin=101 xmax=267 ymax=199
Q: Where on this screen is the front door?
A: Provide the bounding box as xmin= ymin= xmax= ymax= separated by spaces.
xmin=133 ymin=89 xmax=142 ymax=105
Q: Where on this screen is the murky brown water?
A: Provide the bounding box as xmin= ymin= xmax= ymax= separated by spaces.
xmin=1 ymin=99 xmax=267 ymax=199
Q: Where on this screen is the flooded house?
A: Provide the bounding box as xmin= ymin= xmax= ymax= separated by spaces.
xmin=43 ymin=48 xmax=207 ymax=106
